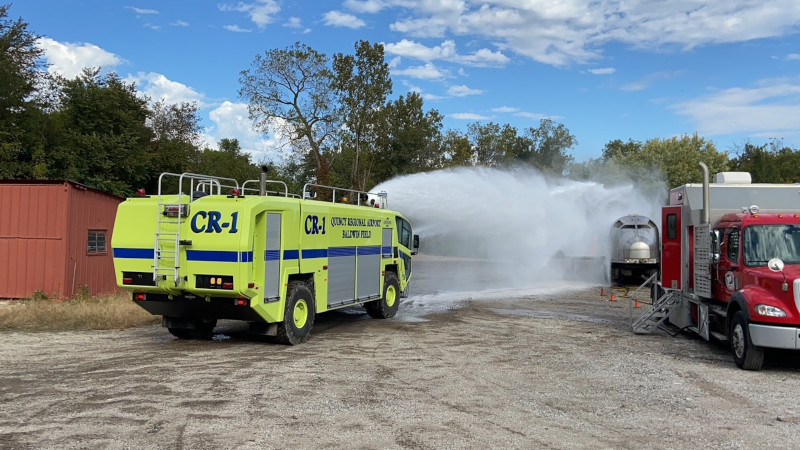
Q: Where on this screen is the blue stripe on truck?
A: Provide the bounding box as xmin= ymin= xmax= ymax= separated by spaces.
xmin=113 ymin=248 xmax=154 ymax=259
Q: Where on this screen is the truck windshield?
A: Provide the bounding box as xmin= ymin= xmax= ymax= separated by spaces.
xmin=743 ymin=225 xmax=800 ymax=266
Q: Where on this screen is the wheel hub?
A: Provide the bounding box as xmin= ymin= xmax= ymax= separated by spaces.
xmin=385 ymin=285 xmax=396 ymax=307
xmin=294 ymin=300 xmax=308 ymax=328
xmin=732 ymin=324 xmax=745 ymax=358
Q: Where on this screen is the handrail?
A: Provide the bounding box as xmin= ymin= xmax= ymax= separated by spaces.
xmin=302 ymin=183 xmax=388 ymax=208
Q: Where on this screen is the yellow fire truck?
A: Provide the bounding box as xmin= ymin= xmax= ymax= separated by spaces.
xmin=111 ymin=171 xmax=418 ymax=344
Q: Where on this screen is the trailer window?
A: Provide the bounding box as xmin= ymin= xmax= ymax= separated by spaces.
xmin=743 ymin=225 xmax=800 ymax=266
xmin=88 ymin=230 xmax=107 ymax=255
xmin=666 ymin=214 xmax=677 ymax=239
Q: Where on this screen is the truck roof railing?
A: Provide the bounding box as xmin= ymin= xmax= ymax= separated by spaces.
xmin=157 ymin=172 xmax=241 ymax=200
xmin=241 ymin=179 xmax=299 ymax=198
xmin=302 ymin=183 xmax=388 ymax=209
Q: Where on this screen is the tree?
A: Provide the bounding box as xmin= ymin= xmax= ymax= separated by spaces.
xmin=148 ymin=100 xmax=202 ymax=182
xmin=50 ymin=69 xmax=151 ymax=196
xmin=239 ymin=42 xmax=337 ymax=186
xmin=730 ymin=140 xmax=800 ymax=183
xmin=371 ymin=92 xmax=443 ymax=185
xmin=440 ymin=130 xmax=472 ymax=167
xmin=333 ymin=40 xmax=392 ymax=190
xmin=520 ymin=119 xmax=576 ymax=174
xmin=193 ymin=138 xmax=261 ymax=185
xmin=602 ymin=133 xmax=728 ymax=188
xmin=467 ymin=122 xmax=528 ymax=167
xmin=0 ymin=4 xmax=45 ymax=178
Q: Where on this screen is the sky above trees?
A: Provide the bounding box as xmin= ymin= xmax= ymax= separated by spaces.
xmin=12 ymin=1 xmax=800 ymax=161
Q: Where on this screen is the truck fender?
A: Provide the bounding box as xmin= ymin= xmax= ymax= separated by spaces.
xmin=726 ymin=291 xmax=750 ymax=332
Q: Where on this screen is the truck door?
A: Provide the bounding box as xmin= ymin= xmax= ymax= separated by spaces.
xmin=661 ymin=206 xmax=682 ymax=289
xmin=264 ymin=213 xmax=282 ymax=302
xmin=713 ymin=227 xmax=739 ymax=302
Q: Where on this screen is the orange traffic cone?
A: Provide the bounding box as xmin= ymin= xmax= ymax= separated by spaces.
xmin=634 ymin=298 xmax=641 ymax=308
xmin=600 ymin=287 xmax=606 ymax=297
xmin=610 ymin=293 xmax=617 ymax=302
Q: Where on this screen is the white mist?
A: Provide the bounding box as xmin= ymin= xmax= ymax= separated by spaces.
xmin=375 ymin=166 xmax=663 ymax=299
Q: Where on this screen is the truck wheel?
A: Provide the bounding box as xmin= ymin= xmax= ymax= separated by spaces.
xmin=730 ymin=311 xmax=764 ymax=370
xmin=367 ymin=272 xmax=400 ymax=319
xmin=276 ymin=281 xmax=315 ymax=345
xmin=168 ymin=319 xmax=216 ymax=340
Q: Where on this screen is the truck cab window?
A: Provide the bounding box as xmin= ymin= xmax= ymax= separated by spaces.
xmin=396 ymin=217 xmax=412 ymax=249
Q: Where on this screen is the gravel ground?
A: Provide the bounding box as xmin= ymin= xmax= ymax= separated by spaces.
xmin=2 ymin=286 xmax=800 ymax=449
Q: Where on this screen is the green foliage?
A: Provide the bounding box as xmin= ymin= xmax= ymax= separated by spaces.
xmin=193 ymin=139 xmax=261 ymax=186
xmin=443 ymin=119 xmax=575 ymax=174
xmin=0 ymin=4 xmax=45 ymax=179
xmin=602 ymin=134 xmax=728 ymax=188
xmin=520 ymin=119 xmax=576 ymax=174
xmin=239 ymin=42 xmax=336 ymax=185
xmin=333 ymin=40 xmax=392 ymax=190
xmin=371 ymin=92 xmax=443 ymax=186
xmin=48 ymin=69 xmax=152 ymax=196
xmin=467 ymin=122 xmax=527 ymax=166
xmin=729 ymin=140 xmax=800 ymax=183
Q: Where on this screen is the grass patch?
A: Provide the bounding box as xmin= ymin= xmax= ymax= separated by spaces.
xmin=0 ymin=293 xmax=160 ymax=331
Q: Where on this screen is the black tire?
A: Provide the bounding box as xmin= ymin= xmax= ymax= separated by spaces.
xmin=276 ymin=281 xmax=315 ymax=345
xmin=168 ymin=328 xmax=193 ymax=339
xmin=168 ymin=319 xmax=216 ymax=340
xmin=367 ymin=272 xmax=400 ymax=319
xmin=730 ymin=311 xmax=765 ymax=370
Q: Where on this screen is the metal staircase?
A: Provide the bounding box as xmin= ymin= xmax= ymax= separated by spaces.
xmin=631 ymin=290 xmax=682 ymax=334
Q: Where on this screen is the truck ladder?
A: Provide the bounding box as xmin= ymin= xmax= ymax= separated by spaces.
xmin=153 ymin=201 xmax=184 ymax=286
xmin=631 ymin=290 xmax=682 ymax=334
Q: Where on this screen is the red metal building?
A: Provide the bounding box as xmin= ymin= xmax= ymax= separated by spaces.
xmin=0 ymin=180 xmax=124 ymax=299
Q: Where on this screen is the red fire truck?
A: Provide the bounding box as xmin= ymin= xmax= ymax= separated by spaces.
xmin=635 ymin=163 xmax=800 ymax=370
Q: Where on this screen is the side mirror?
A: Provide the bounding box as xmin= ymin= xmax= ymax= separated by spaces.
xmin=412 ymin=234 xmax=419 ymax=255
xmin=709 ymin=230 xmax=720 ymax=263
xmin=768 ymin=258 xmax=789 ymax=292
xmin=768 ymin=258 xmax=785 ymax=272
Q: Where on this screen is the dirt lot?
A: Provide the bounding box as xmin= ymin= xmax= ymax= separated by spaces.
xmin=2 ymin=286 xmax=800 ymax=449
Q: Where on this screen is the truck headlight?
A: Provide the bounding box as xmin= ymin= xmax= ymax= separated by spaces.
xmin=755 ymin=304 xmax=787 ymax=317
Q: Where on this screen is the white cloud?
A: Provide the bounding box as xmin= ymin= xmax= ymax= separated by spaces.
xmin=219 ymin=0 xmax=280 ymax=28
xmin=283 ymin=17 xmax=311 ymax=33
xmin=422 ymin=93 xmax=445 ymax=101
xmin=38 ymin=37 xmax=123 ymax=79
xmin=284 ymin=17 xmax=302 ymax=28
xmin=588 ymin=67 xmax=615 ymax=75
xmin=127 ymin=72 xmax=206 ymax=106
xmin=322 ymin=11 xmax=366 ymax=28
xmin=384 ymin=39 xmax=509 ymax=67
xmin=144 ymin=23 xmax=161 ymax=31
xmin=127 ymin=6 xmax=158 ymax=14
xmin=171 ymin=20 xmax=189 ymax=27
xmin=787 ymin=53 xmax=800 ymax=61
xmin=384 ymin=0 xmax=800 ymax=67
xmin=675 ymin=78 xmax=800 ymax=136
xmin=451 ymin=112 xmax=490 ymax=120
xmin=492 ymin=106 xmax=518 ymax=113
xmin=448 ymin=84 xmax=483 ymax=97
xmin=621 ymin=70 xmax=680 ymax=91
xmin=392 ymin=62 xmax=448 ymax=80
xmin=344 ymin=0 xmax=386 ymax=14
xmin=517 ymin=111 xmax=558 ymax=120
xmin=207 ymin=101 xmax=284 ymax=162
xmin=490 ymin=106 xmax=559 ymax=120
xmin=224 ymin=24 xmax=252 ymax=32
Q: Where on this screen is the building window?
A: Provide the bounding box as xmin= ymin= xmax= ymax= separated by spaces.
xmin=88 ymin=230 xmax=107 ymax=255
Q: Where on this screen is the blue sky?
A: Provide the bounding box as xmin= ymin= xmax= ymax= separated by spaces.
xmin=13 ymin=0 xmax=800 ymax=162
